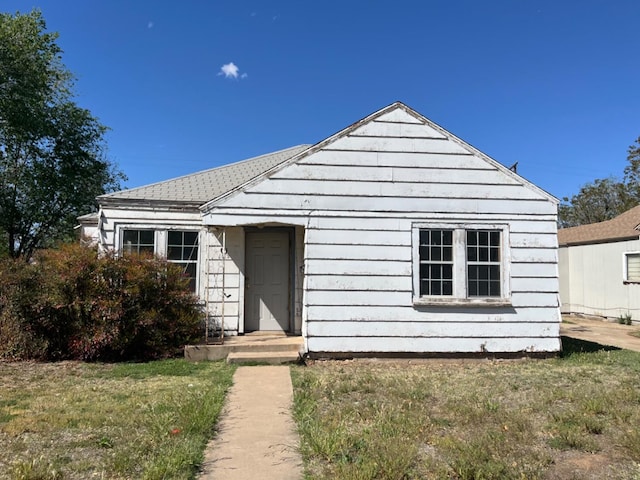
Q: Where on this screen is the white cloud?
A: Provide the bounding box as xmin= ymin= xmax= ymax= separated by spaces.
xmin=219 ymin=62 xmax=247 ymax=80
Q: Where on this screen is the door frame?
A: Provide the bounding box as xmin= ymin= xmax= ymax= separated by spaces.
xmin=243 ymin=226 xmax=296 ymax=333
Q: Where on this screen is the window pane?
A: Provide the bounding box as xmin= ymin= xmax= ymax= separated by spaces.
xmin=443 ymin=247 xmax=452 ymax=262
xmin=467 ymin=231 xmax=477 ymax=245
xmin=627 ymin=254 xmax=640 ymax=282
xmin=490 ymin=280 xmax=501 ymax=296
xmin=122 ymin=229 xmax=154 ymax=255
xmin=431 ymin=281 xmax=441 ymax=295
xmin=478 ymin=281 xmax=489 ymax=296
xmin=184 ymin=231 xmax=198 ymax=245
xmin=479 ymin=247 xmax=489 ymax=262
xmin=168 ymin=231 xmax=182 ymax=245
xmin=420 ymin=230 xmax=430 ymax=246
xmin=490 ymin=265 xmax=500 ymax=280
xmin=479 ymin=231 xmax=489 ymax=246
xmin=490 ymin=247 xmax=500 ymax=262
xmin=468 ymin=265 xmax=478 ymax=281
xmin=185 ymin=246 xmax=197 ymax=261
xmin=479 ymin=266 xmax=489 ymax=280
xmin=467 ymin=246 xmax=477 ymax=262
xmin=431 ymin=264 xmax=442 ymax=280
xmin=431 ymin=246 xmax=441 ymax=261
xmin=490 ymin=231 xmax=500 ymax=246
xmin=166 ymin=231 xmax=198 ymax=292
xmin=167 ymin=245 xmax=182 ymax=260
xmin=419 ymin=245 xmax=430 ymax=261
xmin=420 ymin=263 xmax=430 ymax=280
xmin=123 ymin=230 xmax=137 ymax=244
xmin=442 ymin=281 xmax=453 ymax=296
xmin=139 ymin=230 xmax=154 ymax=245
xmin=443 ymin=264 xmax=452 ymax=280
xmin=443 ymin=230 xmax=452 ymax=245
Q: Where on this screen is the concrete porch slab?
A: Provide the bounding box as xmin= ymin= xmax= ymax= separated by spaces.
xmin=185 ymin=335 xmax=304 ymax=362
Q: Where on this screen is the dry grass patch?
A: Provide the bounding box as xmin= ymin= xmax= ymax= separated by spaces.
xmin=292 ymin=339 xmax=640 ymax=480
xmin=0 ymin=360 xmax=235 ymax=480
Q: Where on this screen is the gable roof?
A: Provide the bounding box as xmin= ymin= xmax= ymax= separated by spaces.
xmin=98 ymin=145 xmax=310 ymax=208
xmin=201 ymin=101 xmax=558 ymax=212
xmin=558 ymin=205 xmax=640 ymax=246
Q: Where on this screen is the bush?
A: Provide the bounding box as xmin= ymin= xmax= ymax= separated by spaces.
xmin=0 ymin=244 xmax=202 ymax=361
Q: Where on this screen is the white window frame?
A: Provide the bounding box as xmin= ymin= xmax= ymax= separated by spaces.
xmin=116 ymin=225 xmax=201 ymax=293
xmin=412 ymin=222 xmax=511 ymax=307
xmin=623 ymin=251 xmax=640 ymax=284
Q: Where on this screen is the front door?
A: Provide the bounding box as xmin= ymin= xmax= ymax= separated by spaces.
xmin=244 ymin=230 xmax=290 ymax=332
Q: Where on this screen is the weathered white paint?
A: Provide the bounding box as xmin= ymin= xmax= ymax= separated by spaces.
xmin=351 ymin=119 xmax=445 ymax=138
xmin=306 ymin=305 xmax=560 ymax=322
xmin=308 ymin=337 xmax=561 ymax=354
xmin=201 ymin=104 xmax=560 ymax=354
xmin=307 ymin=321 xmax=559 ymax=338
xmin=559 ymin=239 xmax=640 ymax=321
xmin=301 ymin=151 xmax=493 ymax=169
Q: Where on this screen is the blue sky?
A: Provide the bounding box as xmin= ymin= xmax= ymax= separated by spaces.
xmin=4 ymin=0 xmax=640 ymax=200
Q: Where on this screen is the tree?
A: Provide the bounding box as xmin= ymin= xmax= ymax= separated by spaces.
xmin=558 ymin=137 xmax=640 ymax=228
xmin=623 ymin=136 xmax=640 ymax=201
xmin=0 ymin=10 xmax=123 ymax=259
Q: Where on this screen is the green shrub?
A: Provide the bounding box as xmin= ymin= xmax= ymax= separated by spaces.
xmin=618 ymin=312 xmax=633 ymax=325
xmin=0 ymin=243 xmax=202 ymax=361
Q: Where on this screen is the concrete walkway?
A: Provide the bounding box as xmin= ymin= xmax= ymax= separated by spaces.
xmin=561 ymin=316 xmax=640 ymax=352
xmin=199 ymin=366 xmax=303 ymax=480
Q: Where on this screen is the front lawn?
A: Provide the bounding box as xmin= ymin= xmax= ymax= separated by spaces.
xmin=292 ymin=338 xmax=640 ymax=480
xmin=0 ymin=360 xmax=235 ymax=480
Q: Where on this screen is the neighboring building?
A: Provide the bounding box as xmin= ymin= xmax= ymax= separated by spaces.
xmin=80 ymin=102 xmax=562 ymax=356
xmin=558 ymin=205 xmax=640 ymax=322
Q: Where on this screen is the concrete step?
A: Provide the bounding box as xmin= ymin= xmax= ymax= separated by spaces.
xmin=185 ymin=336 xmax=303 ymax=361
xmin=226 ymin=351 xmax=301 ymax=365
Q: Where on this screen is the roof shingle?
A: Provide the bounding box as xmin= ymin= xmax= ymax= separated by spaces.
xmin=558 ymin=205 xmax=640 ymax=246
xmin=99 ymin=145 xmax=310 ymax=206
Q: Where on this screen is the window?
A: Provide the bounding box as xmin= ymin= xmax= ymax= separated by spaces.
xmin=119 ymin=228 xmax=199 ymax=292
xmin=624 ymin=252 xmax=640 ymax=283
xmin=419 ymin=229 xmax=453 ymax=296
xmin=467 ymin=230 xmax=501 ymax=297
xmin=122 ymin=229 xmax=154 ymax=255
xmin=167 ymin=231 xmax=199 ymax=292
xmin=413 ymin=224 xmax=510 ymax=306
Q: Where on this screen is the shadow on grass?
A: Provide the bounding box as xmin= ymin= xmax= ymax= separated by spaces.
xmin=561 ymin=335 xmax=621 ymax=357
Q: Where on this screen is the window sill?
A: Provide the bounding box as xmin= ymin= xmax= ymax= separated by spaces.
xmin=413 ymin=297 xmax=512 ymax=308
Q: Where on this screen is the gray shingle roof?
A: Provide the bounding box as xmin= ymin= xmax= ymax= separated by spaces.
xmin=99 ymin=145 xmax=310 ymax=206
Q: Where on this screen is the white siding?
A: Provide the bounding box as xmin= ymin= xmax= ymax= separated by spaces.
xmin=559 ymin=239 xmax=640 ymax=321
xmin=206 ymin=112 xmax=561 ymax=354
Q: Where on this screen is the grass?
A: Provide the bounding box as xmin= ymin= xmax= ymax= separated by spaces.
xmin=0 ymin=360 xmax=236 ymax=480
xmin=292 ymin=337 xmax=640 ymax=480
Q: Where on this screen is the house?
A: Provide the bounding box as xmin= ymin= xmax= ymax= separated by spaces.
xmin=81 ymin=102 xmax=562 ymax=357
xmin=558 ymin=205 xmax=640 ymax=322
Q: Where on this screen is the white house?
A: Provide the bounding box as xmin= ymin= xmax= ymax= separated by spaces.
xmin=83 ymin=102 xmax=562 ymax=357
xmin=558 ymin=205 xmax=640 ymax=322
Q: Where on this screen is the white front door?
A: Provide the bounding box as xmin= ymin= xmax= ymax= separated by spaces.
xmin=245 ymin=230 xmax=290 ymax=332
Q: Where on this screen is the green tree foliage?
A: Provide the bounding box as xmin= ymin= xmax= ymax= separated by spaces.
xmin=623 ymin=136 xmax=640 ymax=201
xmin=558 ymin=137 xmax=640 ymax=228
xmin=0 ymin=10 xmax=123 ymax=259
